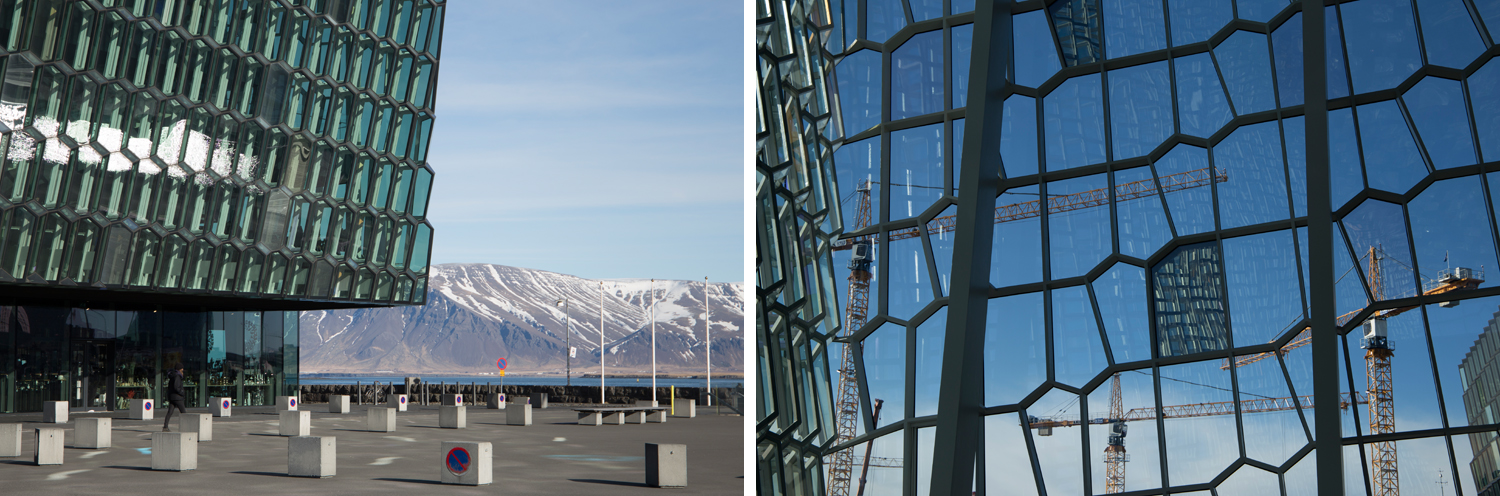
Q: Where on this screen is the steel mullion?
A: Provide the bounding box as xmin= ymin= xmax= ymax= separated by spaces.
xmin=1303 ymin=1 xmax=1344 ymax=494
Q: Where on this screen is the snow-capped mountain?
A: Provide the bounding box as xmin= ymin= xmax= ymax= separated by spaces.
xmin=298 ymin=264 xmax=745 ymax=375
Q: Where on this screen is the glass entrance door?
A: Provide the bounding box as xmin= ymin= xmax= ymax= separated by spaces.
xmin=70 ymin=341 xmax=115 ymax=409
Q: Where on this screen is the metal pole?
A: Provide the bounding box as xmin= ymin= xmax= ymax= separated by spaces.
xmin=600 ymin=281 xmax=606 ymax=405
xmin=705 ymin=277 xmax=711 ymax=406
xmin=1304 ymin=1 xmax=1343 ymax=494
xmin=651 ymin=279 xmax=656 ymax=405
xmin=566 ymin=298 xmax=571 ymax=387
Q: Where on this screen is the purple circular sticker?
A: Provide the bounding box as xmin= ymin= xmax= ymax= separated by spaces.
xmin=446 ymin=447 xmax=470 ymax=475
xmin=289 ymin=398 xmax=297 ymax=407
xmin=144 ymin=401 xmax=152 ymax=411
xmin=222 ymin=399 xmax=230 ymax=408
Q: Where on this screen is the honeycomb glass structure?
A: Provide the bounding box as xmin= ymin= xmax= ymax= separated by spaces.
xmin=757 ymin=0 xmax=1500 ymax=494
xmin=0 ymin=0 xmax=443 ymax=414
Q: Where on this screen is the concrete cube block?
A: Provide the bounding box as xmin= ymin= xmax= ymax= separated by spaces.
xmin=672 ymin=400 xmax=696 ymax=418
xmin=75 ymin=417 xmax=111 ymax=449
xmin=440 ymin=406 xmax=466 ymax=429
xmin=183 ymin=414 xmax=212 ymax=442
xmin=0 ymin=424 xmax=20 ymax=457
xmin=636 ymin=400 xmax=659 ymax=407
xmin=387 ymin=394 xmax=407 ymax=412
xmin=276 ymin=395 xmax=299 ymax=411
xmin=626 ymin=411 xmax=647 ymax=424
xmin=646 ymin=443 xmax=687 ymax=487
xmin=578 ymin=411 xmax=602 ymax=426
xmin=211 ymin=397 xmax=232 ymax=417
xmin=439 ymin=441 xmax=492 ymax=486
xmin=601 ymin=411 xmax=626 ymax=425
xmin=151 ymin=432 xmax=197 ymax=471
xmin=537 ymin=393 xmax=548 ymax=409
xmin=487 ymin=393 xmax=506 ymax=409
xmin=510 ymin=395 xmax=529 ymax=405
xmin=328 ymin=395 xmax=350 ymax=414
xmin=279 ymin=410 xmax=310 ymax=437
xmin=367 ymin=408 xmax=397 ymax=432
xmin=34 ymin=428 xmax=63 ymax=465
xmin=441 ymin=393 xmax=464 ymax=406
xmin=647 ymin=410 xmax=667 ymax=423
xmin=129 ymin=399 xmax=154 ymax=420
xmin=288 ymin=436 xmax=336 ymax=478
xmin=506 ymin=403 xmax=532 ymax=426
xmin=42 ymin=401 xmax=68 ymax=423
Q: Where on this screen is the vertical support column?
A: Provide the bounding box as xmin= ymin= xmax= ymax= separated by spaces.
xmin=1302 ymin=1 xmax=1342 ymax=494
xmin=930 ymin=1 xmax=1011 ymax=494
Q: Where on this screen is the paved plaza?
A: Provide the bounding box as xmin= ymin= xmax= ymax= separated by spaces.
xmin=0 ymin=403 xmax=743 ymax=495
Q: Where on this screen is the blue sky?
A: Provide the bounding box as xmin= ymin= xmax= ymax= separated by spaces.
xmin=424 ymin=2 xmax=744 ymax=283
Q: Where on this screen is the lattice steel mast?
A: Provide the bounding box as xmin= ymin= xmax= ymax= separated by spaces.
xmin=827 ymin=179 xmax=874 ymax=496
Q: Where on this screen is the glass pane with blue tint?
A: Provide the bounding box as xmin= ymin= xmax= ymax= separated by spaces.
xmin=930 ymin=205 xmax=957 ymax=295
xmin=1224 ymin=229 xmax=1305 ymax=348
xmin=826 ymin=0 xmax=845 ymax=52
xmin=983 ymin=413 xmax=1041 ymax=496
xmin=844 ymin=0 xmax=859 ymax=47
xmin=1048 ymin=173 xmax=1112 ymax=279
xmin=1425 ymin=295 xmax=1500 ymax=430
xmin=1343 ymin=200 xmax=1419 ymax=301
xmin=1155 ymin=144 xmax=1216 ymax=236
xmin=1237 ymin=0 xmax=1289 ymax=23
xmin=1329 ymin=108 xmax=1365 ymax=210
xmin=888 ymin=234 xmax=932 ymax=321
xmin=1174 ymin=52 xmax=1234 ymax=138
xmin=1481 ymin=0 xmax=1500 ymax=37
xmin=1416 ymin=0 xmax=1487 ymax=69
xmin=1214 ymin=31 xmax=1277 ymax=114
xmin=1015 ymin=10 xmax=1064 ymax=88
xmin=993 ymin=186 xmax=1045 ymax=288
xmin=1341 ymin=0 xmax=1423 ymax=95
xmin=1108 ymin=61 xmax=1173 ymax=160
xmin=1086 ymin=369 xmax=1162 ymax=493
xmin=1472 ymin=58 xmax=1500 ymax=162
xmin=1053 ymin=286 xmax=1109 ymax=388
xmin=1272 ymin=13 xmax=1304 ymax=107
xmin=836 ymin=50 xmax=883 ymax=135
xmin=953 ymin=24 xmax=973 ymax=109
xmin=1356 ymin=100 xmax=1429 ymax=195
xmin=1154 ymin=242 xmax=1229 ymax=357
xmin=953 ymin=0 xmax=975 ymax=15
xmin=890 ymin=123 xmax=944 ymax=221
xmin=1103 ymin=0 xmax=1166 ymax=59
xmin=1214 ymin=121 xmax=1290 ymax=230
xmin=1168 ymin=0 xmax=1232 ymax=46
xmin=1411 ymin=176 xmax=1499 ymax=291
xmin=1114 ymin=165 xmax=1172 ymax=259
xmin=868 ymin=0 xmax=908 ymax=43
xmin=1344 ymin=311 xmax=1444 ymax=433
xmin=914 ymin=307 xmax=946 ymax=417
xmin=985 ymin=293 xmax=1048 ymax=406
xmin=951 ymin=119 xmax=965 ymax=195
xmin=1234 ymin=353 xmax=1307 ymax=466
xmin=1160 ymin=359 xmax=1239 ymax=486
xmin=1044 ymin=74 xmax=1107 ymax=171
xmin=1219 ymin=465 xmax=1282 ymax=494
xmin=1402 ymin=77 xmax=1478 ymax=169
xmin=1450 ymin=434 xmax=1491 ymax=495
xmin=1334 ymin=222 xmax=1372 ymax=319
xmin=861 ymin=321 xmax=907 ymax=429
xmin=834 ymin=137 xmax=881 ymax=230
xmin=1031 ymin=388 xmax=1086 ymax=496
xmin=1000 ymin=95 xmax=1039 ymax=178
xmin=892 ymin=31 xmax=944 ymax=121
xmin=1326 ymin=6 xmax=1351 ymax=99
xmin=910 ymin=0 xmax=942 ymax=21
xmin=860 ymin=432 xmax=905 ymax=493
xmin=1050 ymin=0 xmax=1106 ymax=66
xmin=1092 ymin=262 xmax=1151 ymax=363
xmin=1285 ymin=116 xmax=1308 ymax=217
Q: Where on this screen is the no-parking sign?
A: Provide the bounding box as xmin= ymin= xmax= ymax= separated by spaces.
xmin=446 ymin=447 xmax=471 ymax=475
xmin=496 ymin=358 xmax=507 ymax=370
xmin=222 ymin=399 xmax=230 ymax=409
xmin=144 ymin=401 xmax=152 ymax=411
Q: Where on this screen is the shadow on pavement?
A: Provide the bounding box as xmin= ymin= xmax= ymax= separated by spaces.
xmin=230 ymin=471 xmax=295 ymax=478
xmin=101 ymin=465 xmax=153 ymax=471
xmin=570 ymin=478 xmax=650 ymax=487
xmin=373 ymin=477 xmax=445 ymax=485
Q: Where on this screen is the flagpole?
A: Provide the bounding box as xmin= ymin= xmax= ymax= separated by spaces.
xmin=705 ymin=277 xmax=711 ymax=407
xmin=650 ymin=279 xmax=656 ymax=405
xmin=599 ymin=281 xmax=605 ymax=406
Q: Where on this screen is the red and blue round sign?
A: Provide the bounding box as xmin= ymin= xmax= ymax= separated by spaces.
xmin=446 ymin=447 xmax=471 ymax=475
xmin=290 ymin=398 xmax=297 ymax=407
xmin=144 ymin=401 xmax=152 ymax=411
xmin=399 ymin=396 xmax=407 ymax=404
xmin=222 ymin=399 xmax=230 ymax=409
xmin=496 ymin=358 xmax=507 ymax=370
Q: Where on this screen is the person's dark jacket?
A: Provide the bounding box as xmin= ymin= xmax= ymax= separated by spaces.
xmin=167 ymin=369 xmax=185 ymax=401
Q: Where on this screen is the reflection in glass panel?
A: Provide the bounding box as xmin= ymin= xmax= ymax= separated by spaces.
xmin=1214 ymin=31 xmax=1276 ymax=114
xmin=892 ymin=31 xmax=944 ymax=121
xmin=1173 ymin=52 xmax=1233 ymax=138
xmin=1342 ymin=200 xmax=1417 ymax=301
xmin=1168 ymin=0 xmax=1231 ymax=46
xmin=1329 ymin=108 xmax=1365 ymax=210
xmin=1108 ymin=61 xmax=1173 ymax=160
xmin=1224 ymin=229 xmax=1304 ymax=347
xmin=984 ymin=413 xmax=1041 ymax=496
xmin=1086 ymin=370 xmax=1161 ymax=493
xmin=1094 ymin=263 xmax=1150 ymax=363
xmin=862 ymin=322 xmax=906 ymax=429
xmin=914 ymin=307 xmax=945 ymax=417
xmin=1347 ymin=311 xmax=1445 ymax=434
xmin=1053 ymin=286 xmax=1108 ymax=387
xmin=950 ymin=119 xmax=964 ymax=195
xmin=1271 ymin=13 xmax=1304 ymax=107
xmin=930 ymin=205 xmax=956 ymax=296
xmin=1426 ymin=296 xmax=1500 ymax=430
xmin=985 ymin=293 xmax=1046 ymax=406
xmin=1468 ymin=58 xmax=1500 ymax=162
xmin=1000 ymin=95 xmax=1039 ymax=178
xmin=834 ymin=137 xmax=880 ymax=229
xmin=860 ymin=432 xmax=905 ymax=496
xmin=1155 ymin=144 xmax=1215 ymax=236
xmin=1113 ymin=166 xmax=1170 ymax=260
xmin=835 ymin=50 xmax=882 ymax=135
xmin=1214 ymin=121 xmax=1289 ymax=229
xmin=1333 ymin=223 xmax=1372 ymax=319
xmin=1048 ymin=174 xmax=1110 ymax=280
xmin=1154 ymin=242 xmax=1228 ymax=357
xmin=1014 ymin=10 xmax=1063 ymax=88
xmin=1284 ymin=116 xmax=1308 ymax=217
xmin=1044 ymin=74 xmax=1106 ymax=171
xmin=1103 ymin=0 xmax=1165 ymax=59
xmin=867 ymin=0 xmax=906 ymax=43
xmin=1340 ymin=0 xmax=1422 ymax=95
xmin=1411 ymin=177 xmax=1498 ymax=293
xmin=1403 ymin=77 xmax=1478 ymax=169
xmin=1355 ymin=101 xmax=1428 ymax=195
xmin=1160 ymin=360 xmax=1238 ymax=486
xmin=992 ymin=186 xmax=1043 ymax=287
xmin=952 ymin=24 xmax=972 ymax=109
xmin=952 ymin=0 xmax=975 ymax=15
xmin=888 ymin=234 xmax=930 ymax=321
xmin=1049 ymin=0 xmax=1105 ymax=66
xmin=1030 ymin=388 xmax=1084 ymax=496
xmin=1236 ymin=353 xmax=1307 ymax=466
xmin=1236 ymin=0 xmax=1288 ymax=23
xmin=1219 ymin=465 xmax=1281 ymax=493
xmin=910 ymin=0 xmax=942 ymax=21
xmin=1415 ymin=0 xmax=1486 ymax=70
xmin=890 ymin=124 xmax=943 ymax=222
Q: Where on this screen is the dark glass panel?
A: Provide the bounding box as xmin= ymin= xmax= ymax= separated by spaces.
xmin=1341 ymin=0 xmax=1422 ymax=94
xmin=1410 ymin=176 xmax=1498 ymax=291
xmin=984 ymin=292 xmax=1046 ymax=406
xmin=1167 ymin=0 xmax=1231 ymax=46
xmin=13 ymin=307 xmax=68 ymax=412
xmin=887 ymin=234 xmax=930 ymax=321
xmin=1415 ymin=0 xmax=1486 ymax=69
xmin=952 ymin=24 xmax=972 ymax=109
xmin=1014 ymin=10 xmax=1063 ymax=88
xmin=991 ymin=186 xmax=1043 ymax=287
xmin=161 ymin=311 xmax=204 ymax=405
xmin=1108 ymin=61 xmax=1172 ymax=159
xmin=950 ymin=119 xmax=964 ymax=195
xmin=1044 ymin=74 xmax=1106 ymax=171
xmin=1173 ymin=52 xmax=1233 ymax=138
xmin=1153 ymin=241 xmax=1227 ymax=357
xmin=1103 ymin=0 xmax=1165 ymax=59
xmin=1214 ymin=121 xmax=1289 ymax=229
xmin=835 ymin=50 xmax=881 ymax=135
xmin=1355 ymin=100 xmax=1428 ymax=195
xmin=1113 ymin=166 xmax=1171 ymax=259
xmin=1237 ymin=0 xmax=1288 ymax=23
xmin=866 ymin=0 xmax=906 ymax=43
xmin=893 ymin=30 xmax=943 ymax=119
xmin=1470 ymin=58 xmax=1500 ymax=162
xmin=1329 ymin=108 xmax=1365 ymax=210
xmin=1402 ymin=76 xmax=1478 ymax=169
xmin=1325 ymin=6 xmax=1351 ymax=99
xmin=889 ymin=123 xmax=942 ymax=221
xmin=1272 ymin=13 xmax=1304 ymax=107
xmin=1214 ymin=30 xmax=1276 ymax=114
xmin=1284 ymin=116 xmax=1308 ymax=217
xmin=930 ymin=205 xmax=955 ymax=296
xmin=999 ymin=95 xmax=1038 ymax=178
xmin=1047 ymin=173 xmax=1110 ymax=279
xmin=861 ymin=321 xmax=905 ymax=429
xmin=1049 ymin=0 xmax=1104 ymax=66
xmin=913 ymin=307 xmax=945 ymax=417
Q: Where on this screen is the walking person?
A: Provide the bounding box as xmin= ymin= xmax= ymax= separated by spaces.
xmin=163 ymin=364 xmax=188 ymax=432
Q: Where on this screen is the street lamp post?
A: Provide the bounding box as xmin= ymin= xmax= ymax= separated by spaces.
xmin=599 ymin=281 xmax=605 ymax=406
xmin=556 ymin=298 xmax=571 ymax=387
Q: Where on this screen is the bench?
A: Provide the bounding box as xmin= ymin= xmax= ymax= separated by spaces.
xmin=574 ymin=407 xmax=669 ymax=425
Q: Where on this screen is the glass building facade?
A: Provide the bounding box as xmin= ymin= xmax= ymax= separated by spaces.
xmin=0 ymin=0 xmax=442 ymax=413
xmin=757 ymin=0 xmax=1500 ymax=495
